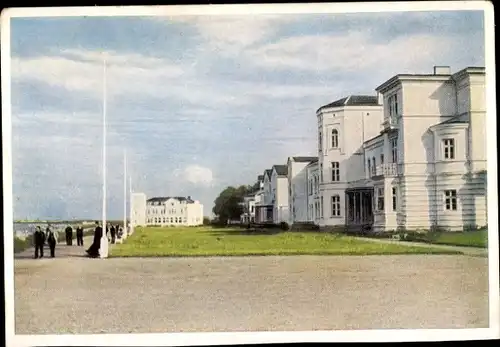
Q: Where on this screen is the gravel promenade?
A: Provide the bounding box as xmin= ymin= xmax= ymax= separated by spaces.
xmin=14 ymin=253 xmax=489 ymax=334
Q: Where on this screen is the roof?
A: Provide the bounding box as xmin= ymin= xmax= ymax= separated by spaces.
xmin=306 ymin=159 xmax=319 ymax=168
xmin=257 ymin=175 xmax=264 ymax=181
xmin=264 ymin=169 xmax=273 ymax=179
xmin=317 ymin=95 xmax=379 ymax=113
xmin=147 ymin=196 xmax=195 ymax=204
xmin=272 ymin=164 xmax=288 ymax=177
xmin=290 ymin=156 xmax=318 ymax=163
xmin=430 ymin=115 xmax=469 ymax=130
xmin=375 ymin=66 xmax=486 ymax=93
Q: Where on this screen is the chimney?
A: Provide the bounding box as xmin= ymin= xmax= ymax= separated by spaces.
xmin=433 ymin=66 xmax=451 ymax=75
xmin=187 ymin=195 xmax=191 ymax=200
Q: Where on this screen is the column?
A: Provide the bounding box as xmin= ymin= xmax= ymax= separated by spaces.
xmin=359 ymin=192 xmax=365 ymax=223
xmin=353 ymin=192 xmax=358 ymax=224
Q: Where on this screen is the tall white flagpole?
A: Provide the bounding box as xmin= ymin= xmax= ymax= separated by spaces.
xmin=129 ymin=175 xmax=133 ymax=235
xmin=100 ymin=57 xmax=109 ymax=258
xmin=123 ymin=149 xmax=127 ymax=241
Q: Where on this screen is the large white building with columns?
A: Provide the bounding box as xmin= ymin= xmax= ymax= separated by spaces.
xmin=311 ymin=65 xmax=487 ymax=232
xmin=131 ymin=193 xmax=204 ymax=227
xmin=250 ymin=65 xmax=487 ymax=233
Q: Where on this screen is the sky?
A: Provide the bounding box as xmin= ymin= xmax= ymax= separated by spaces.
xmin=8 ymin=8 xmax=485 ymax=220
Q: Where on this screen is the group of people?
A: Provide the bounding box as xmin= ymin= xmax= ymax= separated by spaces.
xmin=33 ymin=225 xmax=57 ymax=258
xmin=33 ymin=224 xmax=84 ymax=259
xmin=86 ymin=221 xmax=125 ymax=258
xmin=64 ymin=225 xmax=85 ymax=246
xmin=32 ymin=222 xmax=126 ymax=259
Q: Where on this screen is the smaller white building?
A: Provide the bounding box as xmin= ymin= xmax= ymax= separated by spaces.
xmin=131 ymin=194 xmax=204 ymax=227
xmin=305 ymin=159 xmax=320 ymax=224
xmin=255 ymin=170 xmax=274 ymax=223
xmin=271 ymin=164 xmax=289 ymax=224
xmin=287 ymin=156 xmax=318 ymax=225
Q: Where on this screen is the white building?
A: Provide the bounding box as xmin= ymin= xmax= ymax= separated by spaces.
xmin=312 ymin=66 xmax=487 ymax=233
xmin=271 ymin=164 xmax=289 ymax=224
xmin=287 ymin=156 xmax=318 ymax=225
xmin=316 ymin=95 xmax=384 ymax=230
xmin=131 ymin=194 xmax=204 ymax=227
xmin=255 ymin=169 xmax=274 ymax=223
xmin=305 ymin=159 xmax=320 ymax=225
xmin=364 ymin=65 xmax=487 ymax=232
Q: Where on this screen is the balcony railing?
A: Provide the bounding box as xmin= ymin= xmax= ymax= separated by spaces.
xmin=370 ymin=163 xmax=399 ymax=177
xmin=382 ymin=116 xmax=398 ymax=130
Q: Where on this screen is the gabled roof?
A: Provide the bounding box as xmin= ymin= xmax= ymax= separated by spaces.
xmin=317 ymin=95 xmax=379 ymax=113
xmin=147 ymin=196 xmax=195 ymax=204
xmin=264 ymin=169 xmax=273 ymax=179
xmin=273 ymin=164 xmax=288 ymax=177
xmin=290 ymin=156 xmax=318 ymax=163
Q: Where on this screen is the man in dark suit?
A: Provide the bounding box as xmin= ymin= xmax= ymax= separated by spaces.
xmin=33 ymin=226 xmax=45 ymax=259
xmin=76 ymin=226 xmax=84 ymax=246
xmin=65 ymin=225 xmax=73 ymax=245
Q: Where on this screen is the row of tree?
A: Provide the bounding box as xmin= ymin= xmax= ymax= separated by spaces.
xmin=212 ymin=181 xmax=261 ymax=224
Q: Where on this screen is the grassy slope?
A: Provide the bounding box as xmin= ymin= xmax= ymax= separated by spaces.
xmin=404 ymin=229 xmax=488 ymax=248
xmin=111 ymin=226 xmax=462 ymax=257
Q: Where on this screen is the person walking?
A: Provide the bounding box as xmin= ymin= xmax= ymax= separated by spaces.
xmin=76 ymin=225 xmax=84 ymax=246
xmin=33 ymin=226 xmax=45 ymax=259
xmin=65 ymin=225 xmax=73 ymax=246
xmin=46 ymin=226 xmax=57 ymax=258
xmin=110 ymin=225 xmax=116 ymax=244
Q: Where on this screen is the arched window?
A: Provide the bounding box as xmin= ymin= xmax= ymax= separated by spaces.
xmin=331 ymin=129 xmax=339 ymax=148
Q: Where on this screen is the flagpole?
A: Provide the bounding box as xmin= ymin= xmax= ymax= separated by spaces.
xmin=100 ymin=57 xmax=109 ymax=258
xmin=123 ymin=149 xmax=127 ymax=241
xmin=129 ymin=175 xmax=133 ymax=235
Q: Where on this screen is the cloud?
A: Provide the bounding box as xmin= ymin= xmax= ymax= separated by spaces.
xmin=165 ymin=15 xmax=297 ymax=55
xmin=245 ymin=31 xmax=464 ymax=74
xmin=181 ymin=165 xmax=214 ymax=186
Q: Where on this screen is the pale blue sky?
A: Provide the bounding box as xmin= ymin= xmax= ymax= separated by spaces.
xmin=9 ymin=10 xmax=485 ymax=220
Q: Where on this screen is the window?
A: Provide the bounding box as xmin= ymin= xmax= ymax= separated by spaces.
xmin=367 ymin=159 xmax=371 ymax=176
xmin=331 ymin=162 xmax=340 ymax=182
xmin=331 ymin=195 xmax=341 ymax=217
xmin=320 ymin=164 xmax=323 ymax=183
xmin=320 ymin=196 xmax=324 ymax=218
xmin=372 ymin=157 xmax=376 ymax=175
xmin=443 ymin=139 xmax=455 ymax=160
xmin=377 ymin=187 xmax=385 ymax=211
xmin=389 ymin=94 xmax=398 ymax=119
xmin=391 ymin=138 xmax=398 ymax=163
xmin=331 ymin=129 xmax=339 ymax=148
xmin=380 ymin=154 xmax=384 ymax=165
xmin=392 ymin=187 xmax=397 ymax=211
xmin=319 ymin=132 xmax=322 ymax=152
xmin=444 ymin=190 xmax=457 ymax=211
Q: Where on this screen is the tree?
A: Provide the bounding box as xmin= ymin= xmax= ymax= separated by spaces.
xmin=212 ymin=185 xmax=252 ymax=224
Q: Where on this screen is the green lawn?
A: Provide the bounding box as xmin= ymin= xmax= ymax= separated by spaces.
xmin=423 ymin=229 xmax=488 ymax=248
xmin=110 ymin=226 xmax=463 ymax=257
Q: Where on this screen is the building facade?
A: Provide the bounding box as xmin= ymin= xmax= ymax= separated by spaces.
xmin=316 ymin=65 xmax=487 ymax=232
xmin=255 ymin=169 xmax=274 ymax=223
xmin=287 ymin=156 xmax=318 ymax=224
xmin=271 ymin=164 xmax=289 ymax=224
xmin=316 ymin=95 xmax=384 ymax=229
xmin=131 ymin=194 xmax=204 ymax=227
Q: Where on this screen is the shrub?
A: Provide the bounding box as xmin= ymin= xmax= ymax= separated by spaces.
xmin=279 ymin=222 xmax=290 ymax=231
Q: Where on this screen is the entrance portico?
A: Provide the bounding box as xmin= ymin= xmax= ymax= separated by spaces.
xmin=345 ymin=188 xmax=374 ymax=227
